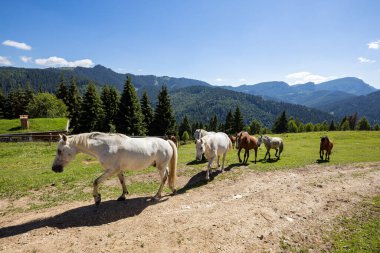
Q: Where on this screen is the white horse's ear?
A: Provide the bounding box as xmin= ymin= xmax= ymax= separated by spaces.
xmin=62 ymin=134 xmax=67 ymax=142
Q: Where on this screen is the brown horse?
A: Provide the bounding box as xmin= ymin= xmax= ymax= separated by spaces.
xmin=320 ymin=136 xmax=333 ymax=160
xmin=229 ymin=135 xmax=236 ymax=149
xmin=236 ymin=131 xmax=259 ymax=164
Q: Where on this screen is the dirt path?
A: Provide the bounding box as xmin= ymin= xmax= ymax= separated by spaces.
xmin=1 ymin=162 xmax=380 ymax=252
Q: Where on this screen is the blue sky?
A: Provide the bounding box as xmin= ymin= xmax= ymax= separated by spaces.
xmin=1 ymin=0 xmax=380 ymax=87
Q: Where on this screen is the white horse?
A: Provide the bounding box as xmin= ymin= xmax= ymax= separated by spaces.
xmin=52 ymin=132 xmax=178 ymax=205
xmin=193 ymin=129 xmax=216 ymax=142
xmin=196 ymin=132 xmax=232 ymax=180
xmin=257 ymin=135 xmax=284 ymax=160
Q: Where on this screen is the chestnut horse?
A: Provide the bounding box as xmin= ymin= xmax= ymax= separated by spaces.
xmin=236 ymin=131 xmax=259 ymax=164
xmin=229 ymin=135 xmax=236 ymax=149
xmin=320 ymin=136 xmax=333 ymax=160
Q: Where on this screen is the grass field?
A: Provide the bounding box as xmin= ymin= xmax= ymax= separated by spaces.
xmin=0 ymin=118 xmax=68 ymax=134
xmin=1 ymin=130 xmax=380 ymax=213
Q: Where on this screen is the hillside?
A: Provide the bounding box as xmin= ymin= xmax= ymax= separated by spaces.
xmin=223 ymin=77 xmax=376 ymax=108
xmin=0 ymin=65 xmax=210 ymax=95
xmin=170 ymin=86 xmax=334 ymax=127
xmin=317 ymin=90 xmax=380 ymax=124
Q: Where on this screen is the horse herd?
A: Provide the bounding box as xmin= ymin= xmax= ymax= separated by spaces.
xmin=52 ymin=130 xmax=333 ymax=205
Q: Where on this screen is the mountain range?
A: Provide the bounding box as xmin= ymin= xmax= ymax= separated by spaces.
xmin=0 ymin=65 xmax=378 ymax=125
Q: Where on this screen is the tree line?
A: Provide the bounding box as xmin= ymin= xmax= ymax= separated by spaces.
xmin=1 ymin=76 xmax=378 ymax=138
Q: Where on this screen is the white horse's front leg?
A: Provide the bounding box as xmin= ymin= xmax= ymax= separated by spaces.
xmin=217 ymin=155 xmax=220 ymax=169
xmin=93 ymin=169 xmax=118 ymax=205
xmin=206 ymin=157 xmax=214 ymax=180
xmin=117 ymin=172 xmax=128 ymax=201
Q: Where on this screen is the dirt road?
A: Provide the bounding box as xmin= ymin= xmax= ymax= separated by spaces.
xmin=1 ymin=162 xmax=379 ymax=252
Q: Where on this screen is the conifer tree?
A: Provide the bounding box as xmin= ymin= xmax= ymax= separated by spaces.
xmin=77 ymin=81 xmax=104 ymax=132
xmin=151 ymin=85 xmax=176 ymax=136
xmin=56 ymin=75 xmax=68 ymax=105
xmin=67 ymin=76 xmax=82 ymax=133
xmin=115 ymin=76 xmax=146 ymax=135
xmin=329 ymin=120 xmax=336 ymax=131
xmin=356 ymin=117 xmax=371 ymax=130
xmin=101 ymin=85 xmax=119 ymax=132
xmin=233 ymin=106 xmax=244 ymax=133
xmin=208 ymin=115 xmax=218 ymax=132
xmin=272 ymin=111 xmax=288 ymax=133
xmin=224 ymin=110 xmax=234 ymax=134
xmin=179 ymin=115 xmax=192 ymax=139
xmin=140 ymin=90 xmax=154 ymax=135
xmin=0 ymin=90 xmax=5 ymax=119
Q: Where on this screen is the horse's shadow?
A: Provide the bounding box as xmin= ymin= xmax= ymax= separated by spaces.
xmin=177 ymin=162 xmax=241 ymax=194
xmin=186 ymin=159 xmax=207 ymax=165
xmin=316 ymin=159 xmax=330 ymax=164
xmin=0 ymin=196 xmax=163 ymax=239
xmin=258 ymin=158 xmax=280 ymax=163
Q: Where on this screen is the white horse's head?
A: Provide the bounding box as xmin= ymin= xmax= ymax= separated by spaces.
xmin=257 ymin=135 xmax=263 ymax=147
xmin=52 ymin=134 xmax=77 ymax=173
xmin=195 ymin=138 xmax=205 ymax=161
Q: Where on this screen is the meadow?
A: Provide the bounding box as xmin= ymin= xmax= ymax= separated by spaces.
xmin=0 ymin=118 xmax=68 ymax=134
xmin=1 ymin=130 xmax=380 ymax=213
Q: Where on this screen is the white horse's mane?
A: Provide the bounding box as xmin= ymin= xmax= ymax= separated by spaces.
xmin=68 ymin=132 xmax=127 ymax=149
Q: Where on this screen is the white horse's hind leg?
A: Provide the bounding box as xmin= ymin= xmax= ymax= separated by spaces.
xmin=93 ymin=169 xmax=118 ymax=205
xmin=217 ymin=155 xmax=220 ymax=169
xmin=221 ymin=152 xmax=226 ymax=172
xmin=117 ymin=172 xmax=128 ymax=201
xmin=154 ymin=167 xmax=168 ymax=200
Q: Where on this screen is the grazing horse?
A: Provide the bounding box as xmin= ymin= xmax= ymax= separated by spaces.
xmin=52 ymin=132 xmax=178 ymax=205
xmin=196 ymin=132 xmax=232 ymax=180
xmin=258 ymin=135 xmax=284 ymax=160
xmin=320 ymin=136 xmax=333 ymax=161
xmin=229 ymin=135 xmax=236 ymax=149
xmin=193 ymin=129 xmax=216 ymax=160
xmin=236 ymin=131 xmax=259 ymax=164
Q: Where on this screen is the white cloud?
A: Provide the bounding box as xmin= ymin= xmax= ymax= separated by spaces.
xmin=2 ymin=40 xmax=32 ymax=50
xmin=215 ymin=78 xmax=224 ymax=82
xmin=0 ymin=56 xmax=12 ymax=66
xmin=35 ymin=56 xmax=94 ymax=68
xmin=286 ymin=71 xmax=333 ymax=84
xmin=358 ymin=57 xmax=375 ymax=64
xmin=20 ymin=56 xmax=32 ymax=63
xmin=368 ymin=40 xmax=380 ymax=50
xmin=238 ymin=78 xmax=247 ymax=82
xmin=137 ymin=69 xmax=143 ymax=72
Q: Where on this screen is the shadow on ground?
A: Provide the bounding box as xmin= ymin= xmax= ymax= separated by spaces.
xmin=0 ymin=196 xmax=165 ymax=238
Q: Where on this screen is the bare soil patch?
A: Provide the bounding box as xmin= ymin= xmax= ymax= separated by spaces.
xmin=1 ymin=162 xmax=379 ymax=252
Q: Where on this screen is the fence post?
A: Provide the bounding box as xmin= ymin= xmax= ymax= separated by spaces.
xmin=49 ymin=133 xmax=52 ymax=146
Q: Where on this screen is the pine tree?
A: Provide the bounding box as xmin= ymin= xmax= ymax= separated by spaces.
xmin=151 ymin=85 xmax=176 ymax=136
xmin=140 ymin=90 xmax=154 ymax=135
xmin=115 ymin=76 xmax=146 ymax=135
xmin=0 ymin=90 xmax=5 ymax=119
xmin=179 ymin=115 xmax=192 ymax=139
xmin=329 ymin=120 xmax=336 ymax=131
xmin=56 ymin=75 xmax=68 ymax=105
xmin=224 ymin=110 xmax=234 ymax=134
xmin=77 ymin=81 xmax=104 ymax=133
xmin=67 ymin=76 xmax=82 ymax=133
xmin=356 ymin=117 xmax=371 ymax=130
xmin=24 ymin=82 xmax=34 ymax=107
xmin=374 ymin=123 xmax=380 ymax=131
xmin=208 ymin=115 xmax=218 ymax=132
xmin=101 ymin=85 xmax=119 ymax=132
xmin=272 ymin=111 xmax=288 ymax=133
xmin=233 ymin=106 xmax=244 ymax=133
xmin=348 ymin=113 xmax=358 ymax=130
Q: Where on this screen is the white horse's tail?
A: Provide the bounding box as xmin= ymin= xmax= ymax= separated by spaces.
xmin=167 ymin=140 xmax=178 ymax=192
xmin=228 ymin=137 xmax=233 ymax=150
xmin=279 ymin=141 xmax=284 ymax=155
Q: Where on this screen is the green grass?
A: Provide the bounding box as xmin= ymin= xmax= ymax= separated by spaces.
xmin=0 ymin=131 xmax=380 ymax=214
xmin=331 ymin=195 xmax=380 ymax=252
xmin=0 ymin=118 xmax=68 ymax=134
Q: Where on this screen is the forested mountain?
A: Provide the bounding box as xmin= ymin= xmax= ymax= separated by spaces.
xmin=170 ymin=86 xmax=334 ymax=127
xmin=317 ymin=90 xmax=380 ymax=124
xmin=223 ymin=77 xmax=377 ymax=108
xmin=0 ymin=65 xmax=210 ymax=95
